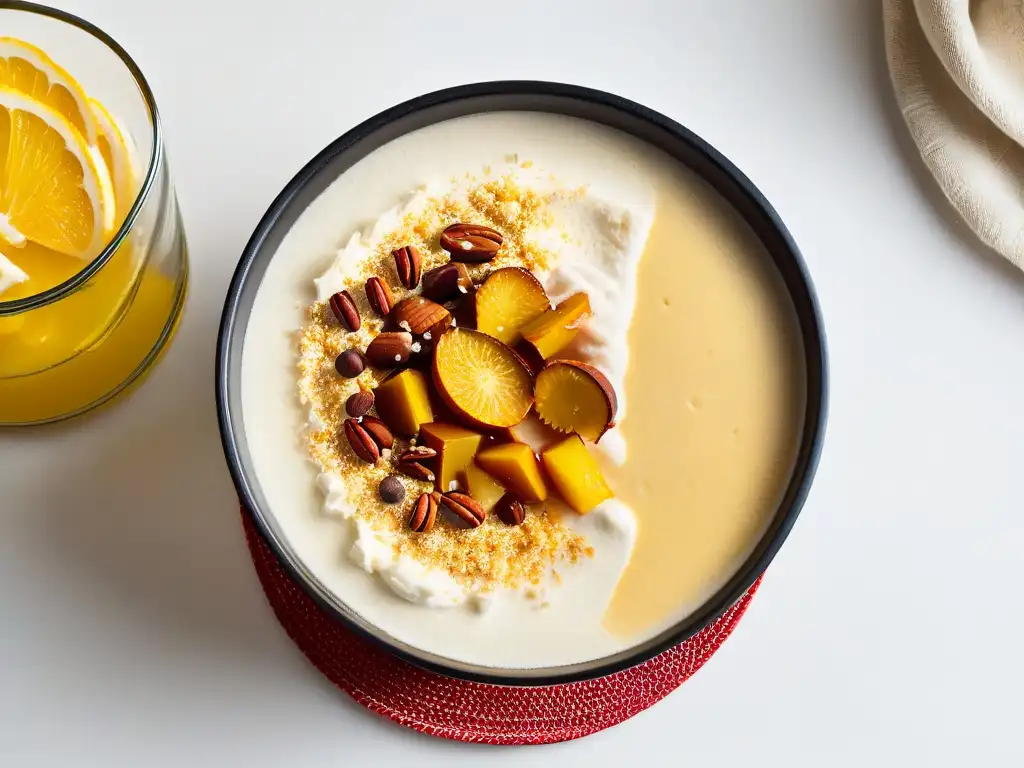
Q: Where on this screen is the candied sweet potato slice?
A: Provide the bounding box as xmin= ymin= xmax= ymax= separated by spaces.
xmin=475 ymin=442 xmax=547 ymax=503
xmin=432 ymin=328 xmax=534 ymax=429
xmin=475 ymin=267 xmax=550 ymax=345
xmin=541 ymin=434 xmax=613 ymax=514
xmin=534 ymin=360 xmax=617 ymax=442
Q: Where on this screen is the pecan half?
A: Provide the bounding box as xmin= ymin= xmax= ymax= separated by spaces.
xmin=328 ymin=290 xmax=361 ymax=332
xmin=365 ymin=276 xmax=394 ymax=317
xmin=359 ymin=415 xmax=394 ymax=451
xmin=495 ymin=493 xmax=526 ymax=526
xmin=393 ymin=245 xmax=423 ymax=290
xmin=440 ymin=491 xmax=487 ymax=528
xmin=409 ymin=491 xmax=439 ymax=533
xmin=365 ymin=331 xmax=413 ymax=368
xmin=421 ymin=262 xmax=473 ymax=303
xmin=391 ymin=296 xmax=451 ymax=338
xmin=440 ymin=223 xmax=503 ymax=262
xmin=343 ymin=418 xmax=380 ymax=464
xmin=397 ymin=446 xmax=438 ymax=463
xmin=397 ymin=461 xmax=434 ymax=483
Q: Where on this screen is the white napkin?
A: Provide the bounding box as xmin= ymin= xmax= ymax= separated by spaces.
xmin=883 ymin=0 xmax=1024 ymax=269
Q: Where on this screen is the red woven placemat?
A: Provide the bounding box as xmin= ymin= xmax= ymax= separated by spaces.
xmin=242 ymin=509 xmax=760 ymax=744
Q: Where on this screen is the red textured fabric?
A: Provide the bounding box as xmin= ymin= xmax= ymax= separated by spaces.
xmin=242 ymin=510 xmax=761 ymax=744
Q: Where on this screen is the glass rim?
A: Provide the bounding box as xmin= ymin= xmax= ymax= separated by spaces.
xmin=0 ymin=0 xmax=163 ymax=316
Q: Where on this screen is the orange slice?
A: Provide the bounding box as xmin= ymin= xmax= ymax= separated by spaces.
xmin=0 ymin=37 xmax=99 ymax=145
xmin=432 ymin=328 xmax=534 ymax=429
xmin=0 ymin=87 xmax=115 ymax=257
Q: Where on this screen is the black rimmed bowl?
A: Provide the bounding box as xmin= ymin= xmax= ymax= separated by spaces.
xmin=217 ymin=81 xmax=828 ymax=687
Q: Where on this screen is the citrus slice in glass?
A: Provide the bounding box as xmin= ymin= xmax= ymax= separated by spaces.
xmin=90 ymin=97 xmax=138 ymax=216
xmin=0 ymin=86 xmax=115 ymax=258
xmin=0 ymin=37 xmax=99 ymax=145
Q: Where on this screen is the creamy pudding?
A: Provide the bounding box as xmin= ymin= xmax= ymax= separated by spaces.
xmin=241 ymin=112 xmax=805 ymax=669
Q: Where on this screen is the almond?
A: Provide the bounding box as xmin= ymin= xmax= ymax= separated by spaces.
xmin=345 ymin=389 xmax=374 ymax=417
xmin=365 ymin=276 xmax=394 ymax=317
xmin=391 ymin=296 xmax=451 ymax=338
xmin=365 ymin=331 xmax=413 ymax=368
xmin=393 ymin=245 xmax=423 ymax=290
xmin=440 ymin=223 xmax=503 ymax=262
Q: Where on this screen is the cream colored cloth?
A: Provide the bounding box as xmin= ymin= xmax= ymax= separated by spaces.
xmin=884 ymin=0 xmax=1024 ymax=268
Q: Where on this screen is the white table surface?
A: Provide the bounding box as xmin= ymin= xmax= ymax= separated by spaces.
xmin=3 ymin=0 xmax=1023 ymax=764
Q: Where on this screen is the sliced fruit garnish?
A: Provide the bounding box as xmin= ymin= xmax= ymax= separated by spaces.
xmin=375 ymin=368 xmax=434 ymax=437
xmin=541 ymin=434 xmax=613 ymax=514
xmin=420 ymin=421 xmax=485 ymax=492
xmin=535 ymin=360 xmax=617 ymax=442
xmin=476 ymin=442 xmax=548 ymax=503
xmin=475 ymin=266 xmax=550 ymax=344
xmin=0 ymin=250 xmax=27 ymax=296
xmin=432 ymin=328 xmax=534 ymax=429
xmin=0 ymin=37 xmax=99 ymax=144
xmin=521 ymin=292 xmax=591 ymax=360
xmin=90 ymin=97 xmax=139 ymax=217
xmin=0 ymin=86 xmax=115 ymax=257
xmin=461 ymin=463 xmax=506 ymax=513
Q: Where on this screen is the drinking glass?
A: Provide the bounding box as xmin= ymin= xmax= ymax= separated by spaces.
xmin=0 ymin=1 xmax=188 ymax=425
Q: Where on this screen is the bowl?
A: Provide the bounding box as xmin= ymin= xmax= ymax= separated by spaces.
xmin=217 ymin=81 xmax=828 ymax=686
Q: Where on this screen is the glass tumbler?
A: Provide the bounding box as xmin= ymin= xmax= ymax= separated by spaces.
xmin=0 ymin=2 xmax=188 ymax=425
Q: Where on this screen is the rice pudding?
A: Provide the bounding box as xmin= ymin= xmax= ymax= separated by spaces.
xmin=241 ymin=112 xmax=805 ymax=669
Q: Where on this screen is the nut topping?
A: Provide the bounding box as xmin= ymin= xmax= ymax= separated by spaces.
xmin=328 ymin=290 xmax=361 ymax=332
xmin=334 ymin=349 xmax=366 ymax=379
xmin=343 ymin=418 xmax=381 ymax=464
xmin=345 ymin=389 xmax=374 ymax=418
xmin=365 ymin=276 xmax=394 ymax=317
xmin=378 ymin=475 xmax=406 ymax=505
xmin=398 ymin=446 xmax=438 ymax=463
xmin=359 ymin=415 xmax=394 ymax=451
xmin=395 ymin=445 xmax=437 ymax=482
xmin=494 ymin=493 xmax=526 ymax=526
xmin=421 ymin=262 xmax=473 ymax=303
xmin=391 ymin=296 xmax=451 ymax=338
xmin=365 ymin=331 xmax=414 ymax=368
xmin=393 ymin=245 xmax=423 ymax=290
xmin=409 ymin=491 xmax=439 ymax=532
xmin=440 ymin=491 xmax=487 ymax=528
xmin=440 ymin=223 xmax=504 ymax=263
xmin=396 ymin=460 xmax=434 ymax=483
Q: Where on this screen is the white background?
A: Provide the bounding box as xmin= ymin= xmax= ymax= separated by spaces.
xmin=2 ymin=0 xmax=1023 ymax=765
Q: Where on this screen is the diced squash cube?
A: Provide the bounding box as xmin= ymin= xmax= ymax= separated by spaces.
xmin=420 ymin=421 xmax=485 ymax=492
xmin=475 ymin=442 xmax=548 ymax=503
xmin=541 ymin=434 xmax=613 ymax=514
xmin=375 ymin=369 xmax=434 ymax=437
xmin=520 ymin=292 xmax=591 ymax=360
xmin=461 ymin=463 xmax=506 ymax=513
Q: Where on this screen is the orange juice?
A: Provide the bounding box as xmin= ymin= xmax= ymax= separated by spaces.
xmin=0 ymin=31 xmax=187 ymax=425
